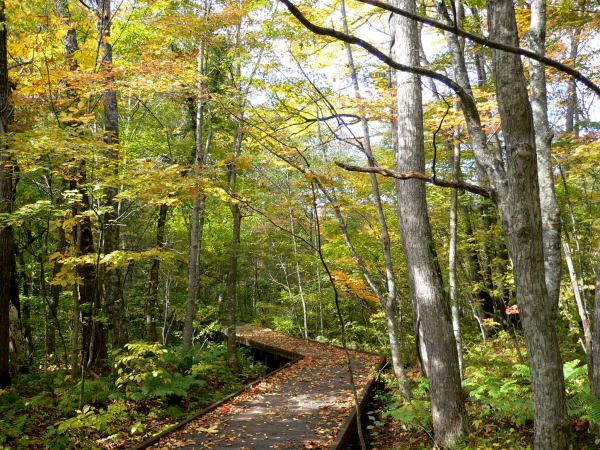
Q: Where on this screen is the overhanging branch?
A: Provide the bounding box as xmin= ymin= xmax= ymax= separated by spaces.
xmin=356 ymin=0 xmax=600 ymax=97
xmin=279 ymin=0 xmax=600 ymax=97
xmin=335 ymin=161 xmax=490 ymax=198
xmin=278 ymin=0 xmax=481 ymax=121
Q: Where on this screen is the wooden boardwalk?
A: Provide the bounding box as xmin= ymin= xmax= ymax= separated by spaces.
xmin=142 ymin=326 xmax=384 ymax=449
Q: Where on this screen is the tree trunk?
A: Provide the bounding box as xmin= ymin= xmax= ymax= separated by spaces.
xmin=55 ymin=0 xmax=103 ymax=375
xmin=147 ymin=204 xmax=168 ymax=342
xmin=591 ymin=244 xmax=600 ymax=421
xmin=449 ymin=134 xmax=464 ymax=378
xmin=564 ymin=241 xmax=592 ymax=356
xmin=73 ymin=170 xmax=104 ymax=372
xmin=527 ymin=0 xmax=561 ymax=317
xmin=392 ymin=0 xmax=468 ymax=444
xmin=225 ymin=123 xmax=243 ymax=371
xmin=48 ymin=220 xmax=66 ymax=356
xmin=287 ymin=194 xmax=308 ymax=339
xmin=0 ymin=0 xmax=14 ymax=388
xmin=487 ymin=1 xmax=568 ymax=447
xmin=183 ymin=41 xmax=209 ymax=351
xmin=97 ymin=0 xmax=124 ymax=350
xmin=564 ymin=29 xmax=580 ymax=134
xmin=341 ymin=0 xmax=410 ymax=399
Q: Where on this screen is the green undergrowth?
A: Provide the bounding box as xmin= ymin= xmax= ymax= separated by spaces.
xmin=0 ymin=342 xmax=266 ymax=449
xmin=367 ymin=332 xmax=600 ymax=449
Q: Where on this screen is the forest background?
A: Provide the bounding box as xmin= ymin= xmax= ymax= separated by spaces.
xmin=0 ymin=0 xmax=599 ymax=448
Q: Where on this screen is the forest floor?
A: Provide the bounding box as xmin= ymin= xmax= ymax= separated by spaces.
xmin=0 ymin=340 xmax=268 ymax=449
xmin=365 ymin=333 xmax=599 ymax=450
xmin=3 ymin=330 xmax=600 ymax=449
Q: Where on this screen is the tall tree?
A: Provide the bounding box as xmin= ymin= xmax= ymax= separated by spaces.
xmin=340 ymin=0 xmax=410 ymax=399
xmin=183 ymin=37 xmax=209 ymax=351
xmin=487 ymin=1 xmax=568 ymax=446
xmin=0 ymin=0 xmax=14 ymax=388
xmin=54 ymin=0 xmax=103 ymax=376
xmin=146 ymin=204 xmax=168 ymax=341
xmin=97 ymin=0 xmax=125 ymax=348
xmin=527 ymin=0 xmax=562 ymax=315
xmin=392 ymin=0 xmax=468 ymax=444
xmin=224 ymin=121 xmax=242 ymax=370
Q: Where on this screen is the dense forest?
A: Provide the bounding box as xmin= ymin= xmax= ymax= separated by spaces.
xmin=0 ymin=0 xmax=599 ymax=448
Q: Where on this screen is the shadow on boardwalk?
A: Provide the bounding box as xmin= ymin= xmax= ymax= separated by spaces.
xmin=139 ymin=325 xmax=383 ymax=449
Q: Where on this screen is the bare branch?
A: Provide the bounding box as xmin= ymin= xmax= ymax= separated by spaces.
xmin=355 ymin=0 xmax=600 ymax=97
xmin=335 ymin=161 xmax=490 ymax=198
xmin=278 ymin=0 xmax=482 ymax=121
xmin=300 ymin=113 xmax=361 ymax=124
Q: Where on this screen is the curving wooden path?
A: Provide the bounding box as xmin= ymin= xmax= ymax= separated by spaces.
xmin=141 ymin=325 xmax=384 ymax=449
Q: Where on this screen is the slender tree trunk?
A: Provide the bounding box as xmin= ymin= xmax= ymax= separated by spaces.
xmin=287 ymin=197 xmax=308 ymax=339
xmin=392 ymin=0 xmax=468 ymax=444
xmin=183 ymin=42 xmax=208 ymax=351
xmin=527 ymin=0 xmax=561 ymax=317
xmin=564 ymin=241 xmax=592 ymax=355
xmin=55 ymin=0 xmax=101 ymax=375
xmin=21 ymin=260 xmax=34 ymax=368
xmin=225 ymin=123 xmax=243 ymax=371
xmin=48 ymin=221 xmax=66 ymax=356
xmin=74 ymin=172 xmax=102 ymax=372
xmin=295 ymin=263 xmax=308 ymax=339
xmin=565 ymin=29 xmax=580 ymax=134
xmin=340 ymin=0 xmax=410 ymax=399
xmin=449 ymin=135 xmax=464 ymax=378
xmin=488 ymin=1 xmax=568 ymax=447
xmin=147 ymin=204 xmax=168 ymax=341
xmin=162 ymin=274 xmax=172 ymax=345
xmin=97 ymin=0 xmax=124 ymax=349
xmin=591 ymin=245 xmax=600 ymax=425
xmin=0 ymin=0 xmax=14 ymax=388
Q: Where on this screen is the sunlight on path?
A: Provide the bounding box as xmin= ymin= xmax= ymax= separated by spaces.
xmin=149 ymin=325 xmax=383 ymax=449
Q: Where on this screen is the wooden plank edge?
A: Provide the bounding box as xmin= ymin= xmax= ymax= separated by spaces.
xmin=127 ymin=346 xmax=302 ymax=450
xmin=329 ymin=355 xmax=387 ymax=450
xmin=237 ymin=335 xmax=303 ymax=361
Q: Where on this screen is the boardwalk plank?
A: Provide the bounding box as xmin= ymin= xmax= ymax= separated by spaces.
xmin=146 ymin=326 xmax=383 ymax=449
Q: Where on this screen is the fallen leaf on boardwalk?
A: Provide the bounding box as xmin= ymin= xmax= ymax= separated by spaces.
xmin=197 ymin=425 xmax=219 ymax=434
xmin=144 ymin=326 xmax=383 ymax=449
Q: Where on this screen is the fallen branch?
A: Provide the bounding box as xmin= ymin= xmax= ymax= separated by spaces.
xmin=335 ymin=161 xmax=490 ymax=198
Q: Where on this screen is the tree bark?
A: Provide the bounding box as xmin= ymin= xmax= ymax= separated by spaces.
xmin=563 ymin=241 xmax=592 ymax=356
xmin=0 ymin=0 xmax=14 ymax=387
xmin=183 ymin=41 xmax=208 ymax=351
xmin=225 ymin=123 xmax=243 ymax=371
xmin=97 ymin=0 xmax=124 ymax=349
xmin=487 ymin=1 xmax=568 ymax=447
xmin=527 ymin=0 xmax=561 ymax=317
xmin=392 ymin=0 xmax=468 ymax=444
xmin=565 ymin=29 xmax=580 ymax=134
xmin=591 ymin=244 xmax=600 ymax=417
xmin=341 ymin=0 xmax=410 ymax=399
xmin=449 ymin=133 xmax=464 ymax=378
xmin=147 ymin=204 xmax=168 ymax=342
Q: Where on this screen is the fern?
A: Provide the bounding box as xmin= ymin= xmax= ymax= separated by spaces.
xmin=384 ymin=399 xmax=432 ymax=431
xmin=563 ymin=359 xmax=587 ymax=385
xmin=140 ymin=373 xmax=205 ymax=400
xmin=568 ymin=391 xmax=600 ymax=425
